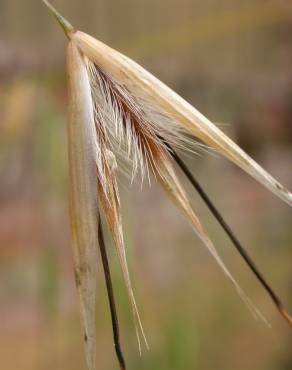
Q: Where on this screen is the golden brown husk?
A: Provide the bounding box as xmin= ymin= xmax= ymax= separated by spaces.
xmin=67 ymin=42 xmax=98 ymax=370
xmin=72 ymin=30 xmax=292 ymax=207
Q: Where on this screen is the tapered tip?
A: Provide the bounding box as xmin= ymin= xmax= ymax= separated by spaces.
xmin=42 ymin=0 xmax=74 ymax=38
xmin=278 ymin=305 xmax=292 ymax=327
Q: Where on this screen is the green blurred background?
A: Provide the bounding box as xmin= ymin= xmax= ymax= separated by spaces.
xmin=0 ymin=0 xmax=291 ymax=369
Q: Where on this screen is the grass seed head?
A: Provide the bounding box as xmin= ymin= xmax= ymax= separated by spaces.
xmin=42 ymin=5 xmax=292 ymax=369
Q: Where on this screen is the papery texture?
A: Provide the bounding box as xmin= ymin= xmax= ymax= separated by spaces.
xmin=67 ymin=42 xmax=98 ymax=370
xmin=73 ymin=30 xmax=292 ymax=206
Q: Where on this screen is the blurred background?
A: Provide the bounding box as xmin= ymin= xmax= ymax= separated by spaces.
xmin=0 ymin=0 xmax=291 ymax=369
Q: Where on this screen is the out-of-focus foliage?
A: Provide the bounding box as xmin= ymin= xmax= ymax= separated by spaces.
xmin=0 ymin=1 xmax=291 ymax=369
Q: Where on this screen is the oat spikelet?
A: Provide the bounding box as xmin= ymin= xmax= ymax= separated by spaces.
xmin=42 ymin=6 xmax=292 ymax=367
xmin=73 ymin=30 xmax=292 ymax=206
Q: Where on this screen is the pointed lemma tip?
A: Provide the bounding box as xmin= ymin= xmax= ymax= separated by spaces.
xmin=42 ymin=0 xmax=74 ymax=38
xmin=279 ymin=306 xmax=292 ymax=327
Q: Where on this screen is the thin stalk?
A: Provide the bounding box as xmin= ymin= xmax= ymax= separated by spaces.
xmin=98 ymin=216 xmax=126 ymax=370
xmin=168 ymin=145 xmax=292 ymax=327
xmin=42 ymin=0 xmax=74 ymax=38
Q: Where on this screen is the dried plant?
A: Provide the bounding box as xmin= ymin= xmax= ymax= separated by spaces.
xmin=42 ymin=1 xmax=292 ymax=369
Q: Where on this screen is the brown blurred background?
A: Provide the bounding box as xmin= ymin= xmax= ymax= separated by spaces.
xmin=0 ymin=1 xmax=291 ymax=369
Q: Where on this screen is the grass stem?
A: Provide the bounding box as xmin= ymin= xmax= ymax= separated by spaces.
xmin=42 ymin=0 xmax=74 ymax=38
